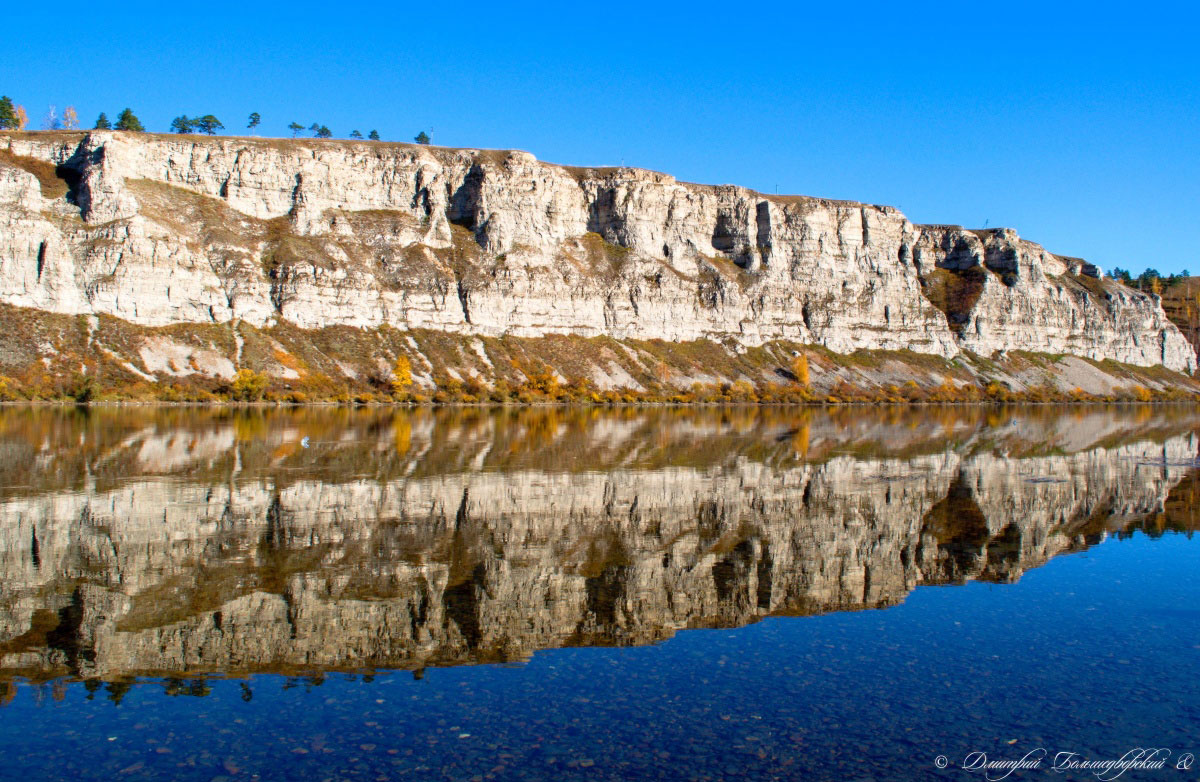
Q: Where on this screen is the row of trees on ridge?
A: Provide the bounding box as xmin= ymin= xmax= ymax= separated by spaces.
xmin=1109 ymin=267 xmax=1191 ymax=294
xmin=2 ymin=96 xmax=432 ymax=143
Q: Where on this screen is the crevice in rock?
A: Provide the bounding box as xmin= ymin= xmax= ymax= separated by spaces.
xmin=456 ymin=278 xmax=472 ymax=324
xmin=288 ymin=173 xmax=303 ymax=213
xmin=55 ymin=163 xmax=82 ymax=205
xmin=0 ymin=147 xmax=80 ymax=202
xmin=755 ymin=201 xmax=772 ymax=267
xmin=586 ymin=187 xmax=617 ymax=237
xmin=57 ymin=142 xmax=101 ymax=218
xmin=711 ymin=211 xmax=742 ymax=258
xmin=414 ymin=186 xmax=433 ymax=220
xmin=448 ymin=164 xmax=485 ymax=234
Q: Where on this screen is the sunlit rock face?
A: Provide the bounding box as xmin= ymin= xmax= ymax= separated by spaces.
xmin=0 ymin=132 xmax=1192 ymax=372
xmin=0 ymin=407 xmax=1197 ymax=681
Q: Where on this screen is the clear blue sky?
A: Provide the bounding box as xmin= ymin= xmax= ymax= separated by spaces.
xmin=5 ymin=1 xmax=1197 ymax=275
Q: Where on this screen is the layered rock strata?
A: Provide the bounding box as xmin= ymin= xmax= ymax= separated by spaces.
xmin=0 ymin=131 xmax=1192 ymax=373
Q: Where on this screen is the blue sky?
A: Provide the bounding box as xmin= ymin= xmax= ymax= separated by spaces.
xmin=4 ymin=1 xmax=1197 ymax=275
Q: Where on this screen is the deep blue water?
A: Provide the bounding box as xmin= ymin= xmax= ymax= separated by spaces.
xmin=2 ymin=532 xmax=1196 ymax=782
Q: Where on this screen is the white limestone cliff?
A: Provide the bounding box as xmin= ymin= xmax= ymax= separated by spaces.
xmin=0 ymin=131 xmax=1193 ymax=372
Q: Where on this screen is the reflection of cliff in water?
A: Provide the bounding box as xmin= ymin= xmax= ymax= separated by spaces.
xmin=0 ymin=406 xmax=1197 ymax=690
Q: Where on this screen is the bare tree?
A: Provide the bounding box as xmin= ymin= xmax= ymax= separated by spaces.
xmin=41 ymin=105 xmax=60 ymax=130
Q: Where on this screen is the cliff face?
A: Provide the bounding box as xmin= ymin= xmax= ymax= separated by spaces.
xmin=1159 ymin=277 xmax=1200 ymax=361
xmin=0 ymin=407 xmax=1196 ymax=681
xmin=0 ymin=131 xmax=1192 ymax=374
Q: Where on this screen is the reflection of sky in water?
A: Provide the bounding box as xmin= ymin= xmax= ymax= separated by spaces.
xmin=2 ymin=532 xmax=1195 ymax=782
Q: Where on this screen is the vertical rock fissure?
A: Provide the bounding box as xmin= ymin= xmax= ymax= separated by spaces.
xmin=755 ymin=201 xmax=772 ymax=267
xmin=456 ymin=279 xmax=472 ymax=324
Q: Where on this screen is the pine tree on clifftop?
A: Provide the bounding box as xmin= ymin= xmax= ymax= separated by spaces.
xmin=0 ymin=97 xmax=16 ymax=130
xmin=94 ymin=112 xmax=111 ymax=129
xmin=194 ymin=115 xmax=224 ymax=135
xmin=114 ymin=108 xmax=144 ymax=132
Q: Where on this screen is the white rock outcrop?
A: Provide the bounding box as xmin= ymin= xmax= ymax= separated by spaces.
xmin=0 ymin=131 xmax=1193 ymax=372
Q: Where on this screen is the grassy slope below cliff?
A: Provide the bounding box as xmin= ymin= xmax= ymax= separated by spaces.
xmin=0 ymin=303 xmax=1196 ymax=405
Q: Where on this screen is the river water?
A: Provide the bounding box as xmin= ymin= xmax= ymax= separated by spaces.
xmin=0 ymin=406 xmax=1197 ymax=780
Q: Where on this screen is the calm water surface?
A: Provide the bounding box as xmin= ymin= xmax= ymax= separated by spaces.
xmin=0 ymin=406 xmax=1197 ymax=781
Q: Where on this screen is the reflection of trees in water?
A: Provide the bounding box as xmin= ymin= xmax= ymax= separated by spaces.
xmin=5 ymin=671 xmax=394 ymax=706
xmin=164 ymin=677 xmax=211 ymax=698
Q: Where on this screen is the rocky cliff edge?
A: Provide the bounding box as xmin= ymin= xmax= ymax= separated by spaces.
xmin=0 ymin=131 xmax=1193 ymax=387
